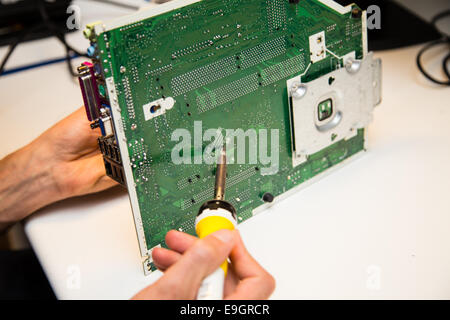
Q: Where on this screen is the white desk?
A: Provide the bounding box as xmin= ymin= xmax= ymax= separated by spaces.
xmin=1 ymin=2 xmax=450 ymax=299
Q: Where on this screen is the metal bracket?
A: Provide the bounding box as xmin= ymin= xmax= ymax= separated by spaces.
xmin=287 ymin=52 xmax=382 ymax=167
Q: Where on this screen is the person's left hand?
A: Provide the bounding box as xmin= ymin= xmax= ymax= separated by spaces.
xmin=0 ymin=107 xmax=117 ymax=229
xmin=43 ymin=107 xmax=118 ymax=198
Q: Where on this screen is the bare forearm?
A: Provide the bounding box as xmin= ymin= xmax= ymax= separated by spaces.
xmin=0 ymin=107 xmax=117 ymax=234
xmin=0 ymin=141 xmax=61 ymax=230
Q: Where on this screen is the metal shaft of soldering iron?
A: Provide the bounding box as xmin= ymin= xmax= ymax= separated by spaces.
xmin=196 ymin=144 xmax=237 ymax=300
xmin=214 ymin=146 xmax=227 ymax=201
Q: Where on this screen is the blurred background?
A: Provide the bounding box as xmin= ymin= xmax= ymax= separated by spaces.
xmin=0 ymin=0 xmax=448 ymax=79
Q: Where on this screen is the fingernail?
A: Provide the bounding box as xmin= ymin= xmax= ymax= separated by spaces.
xmin=212 ymin=229 xmax=234 ymax=243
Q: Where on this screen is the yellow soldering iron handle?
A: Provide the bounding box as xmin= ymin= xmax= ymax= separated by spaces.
xmin=195 ymin=208 xmax=237 ymax=300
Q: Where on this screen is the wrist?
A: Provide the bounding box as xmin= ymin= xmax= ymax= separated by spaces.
xmin=27 ymin=138 xmax=64 ymax=201
xmin=0 ymin=138 xmax=61 ymax=224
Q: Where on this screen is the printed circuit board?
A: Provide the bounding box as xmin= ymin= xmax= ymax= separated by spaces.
xmin=79 ymin=0 xmax=381 ymax=274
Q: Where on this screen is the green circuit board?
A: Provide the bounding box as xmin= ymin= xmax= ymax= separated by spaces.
xmin=94 ymin=0 xmax=365 ymax=268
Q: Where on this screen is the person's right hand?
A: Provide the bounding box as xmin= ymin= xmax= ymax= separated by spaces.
xmin=132 ymin=229 xmax=275 ymax=300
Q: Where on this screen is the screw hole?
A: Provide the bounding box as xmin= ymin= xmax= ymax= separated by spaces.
xmin=150 ymin=105 xmax=161 ymax=114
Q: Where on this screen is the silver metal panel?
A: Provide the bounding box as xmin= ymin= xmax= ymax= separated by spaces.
xmin=287 ymin=52 xmax=382 ymax=167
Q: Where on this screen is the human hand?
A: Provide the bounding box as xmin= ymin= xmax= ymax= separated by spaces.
xmin=41 ymin=107 xmax=117 ymax=198
xmin=132 ymin=229 xmax=275 ymax=300
xmin=0 ymin=107 xmax=116 ymax=229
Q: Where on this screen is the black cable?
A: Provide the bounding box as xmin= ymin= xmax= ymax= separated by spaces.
xmin=36 ymin=0 xmax=86 ymax=56
xmin=0 ymin=29 xmax=30 ymax=76
xmin=65 ymin=48 xmax=78 ymax=77
xmin=443 ymin=53 xmax=450 ymax=80
xmin=416 ymin=10 xmax=450 ymax=86
xmin=416 ymin=39 xmax=450 ymax=86
xmin=0 ymin=1 xmax=87 ymax=77
xmin=36 ymin=0 xmax=88 ymax=76
xmin=0 ymin=22 xmax=50 ymax=75
xmin=0 ymin=0 xmax=139 ymax=77
xmin=431 ymin=9 xmax=450 ymax=35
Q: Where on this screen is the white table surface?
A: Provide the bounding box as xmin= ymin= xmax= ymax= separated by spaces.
xmin=1 ymin=1 xmax=450 ymax=299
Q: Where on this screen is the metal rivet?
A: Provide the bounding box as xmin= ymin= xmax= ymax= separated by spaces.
xmin=345 ymin=59 xmax=361 ymax=74
xmin=291 ymin=82 xmax=307 ymax=99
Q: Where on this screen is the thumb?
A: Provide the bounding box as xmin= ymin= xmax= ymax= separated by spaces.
xmin=155 ymin=229 xmax=236 ymax=299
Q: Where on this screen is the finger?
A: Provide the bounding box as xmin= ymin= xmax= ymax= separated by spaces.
xmin=229 ymin=232 xmax=268 ymax=278
xmin=155 ymin=229 xmax=237 ymax=299
xmin=47 ymin=107 xmax=101 ymax=160
xmin=90 ymin=175 xmax=118 ymax=194
xmin=153 ymin=230 xmax=198 ymax=271
xmin=225 ymin=275 xmax=275 ymax=300
xmin=84 ymin=155 xmax=119 ymax=193
xmin=58 ymin=154 xmax=117 ymax=197
xmin=225 ymin=232 xmax=275 ymax=300
xmin=152 ymin=247 xmax=181 ymax=271
xmin=77 ymin=148 xmax=101 ymax=161
xmin=224 ymin=263 xmax=239 ymax=296
xmin=165 ymin=230 xmax=198 ymax=254
xmin=69 ymin=107 xmax=102 ymax=149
